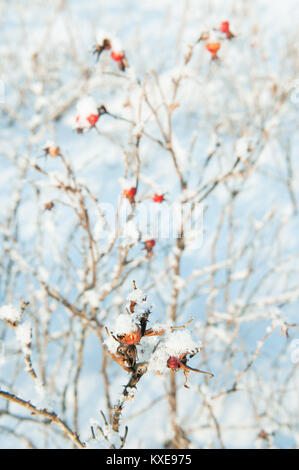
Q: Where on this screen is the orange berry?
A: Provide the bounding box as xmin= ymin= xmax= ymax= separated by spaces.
xmin=121 ymin=329 xmax=142 ymax=345
xmin=206 ymin=42 xmax=221 ymax=59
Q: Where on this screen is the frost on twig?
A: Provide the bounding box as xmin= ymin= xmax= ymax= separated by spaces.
xmin=1 ymin=1 xmax=298 ymax=449
xmin=0 ymin=389 xmax=85 ymax=449
xmin=0 ymin=301 xmax=44 ymax=395
xmin=101 ymin=283 xmax=212 ymax=445
xmin=87 ymin=410 xmax=128 ymax=449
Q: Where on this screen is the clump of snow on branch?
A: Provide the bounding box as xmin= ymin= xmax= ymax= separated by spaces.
xmin=15 ymin=322 xmax=32 ymax=354
xmin=149 ymin=330 xmax=200 ymax=374
xmin=0 ymin=305 xmax=22 ymax=325
xmin=74 ymin=96 xmax=99 ymax=130
xmin=127 ymin=287 xmax=146 ymax=304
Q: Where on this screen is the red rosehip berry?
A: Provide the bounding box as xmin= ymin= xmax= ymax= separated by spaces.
xmin=110 ymin=51 xmax=127 ymax=71
xmin=144 ymin=239 xmax=155 ymax=249
xmin=87 ymin=113 xmax=99 ymax=127
xmin=220 ymin=21 xmax=229 ymax=33
xmin=123 ymin=187 xmax=137 ymax=198
xmin=143 ymin=239 xmax=156 ymax=258
xmin=122 ymin=187 xmax=137 ymax=203
xmin=153 ymin=194 xmax=165 ymax=203
xmin=219 ymin=21 xmax=234 ymax=39
xmin=111 ymin=51 xmax=125 ymax=62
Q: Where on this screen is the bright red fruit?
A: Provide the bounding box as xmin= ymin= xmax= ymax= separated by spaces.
xmin=111 ymin=51 xmax=125 ymax=62
xmin=220 ymin=21 xmax=229 ymax=33
xmin=122 ymin=187 xmax=137 ymax=197
xmin=220 ymin=21 xmax=234 ymax=39
xmin=153 ymin=194 xmax=165 ymax=203
xmin=111 ymin=51 xmax=127 ymax=71
xmin=87 ymin=114 xmax=99 ymax=126
xmin=143 ymin=239 xmax=156 ymax=258
xmin=122 ymin=187 xmax=137 ymax=203
xmin=144 ymin=239 xmax=155 ymax=249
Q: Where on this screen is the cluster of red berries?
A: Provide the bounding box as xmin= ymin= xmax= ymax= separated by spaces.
xmin=121 ymin=188 xmax=167 ymax=257
xmin=93 ymin=36 xmax=128 ymax=71
xmin=121 ymin=187 xmax=166 ymax=205
xmin=204 ymin=21 xmax=235 ymax=60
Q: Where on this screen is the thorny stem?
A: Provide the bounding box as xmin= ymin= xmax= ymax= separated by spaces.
xmin=111 ymin=363 xmax=148 ymax=433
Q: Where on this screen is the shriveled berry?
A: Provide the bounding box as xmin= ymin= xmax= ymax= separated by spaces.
xmin=120 ymin=328 xmax=142 ymax=345
xmin=167 ymin=356 xmax=181 ymax=370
